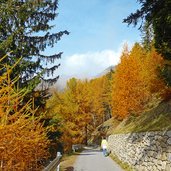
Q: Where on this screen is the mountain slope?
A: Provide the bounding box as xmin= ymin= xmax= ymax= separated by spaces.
xmin=95 ymin=65 xmax=115 ymax=78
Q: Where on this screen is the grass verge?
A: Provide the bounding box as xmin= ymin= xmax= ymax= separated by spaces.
xmin=60 ymin=150 xmax=83 ymax=171
xmin=60 ymin=153 xmax=77 ymax=171
xmin=110 ymin=153 xmax=134 ymax=171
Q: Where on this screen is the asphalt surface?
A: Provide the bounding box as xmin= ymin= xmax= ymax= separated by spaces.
xmin=73 ymin=147 xmax=124 ymax=171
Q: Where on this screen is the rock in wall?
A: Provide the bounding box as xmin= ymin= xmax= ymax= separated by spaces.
xmin=108 ymin=131 xmax=171 ymax=171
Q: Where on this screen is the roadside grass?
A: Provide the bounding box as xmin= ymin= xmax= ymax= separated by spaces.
xmin=60 ymin=148 xmax=84 ymax=171
xmin=60 ymin=154 xmax=77 ymax=171
xmin=110 ymin=154 xmax=134 ymax=171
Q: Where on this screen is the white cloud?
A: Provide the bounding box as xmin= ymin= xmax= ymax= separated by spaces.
xmin=57 ymin=41 xmax=135 ymax=79
xmin=58 ymin=49 xmax=121 ymax=79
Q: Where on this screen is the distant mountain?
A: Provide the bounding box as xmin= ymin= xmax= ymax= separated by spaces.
xmin=55 ymin=74 xmax=72 ymax=91
xmin=95 ymin=65 xmax=115 ymax=78
xmin=51 ymin=66 xmax=116 ymax=91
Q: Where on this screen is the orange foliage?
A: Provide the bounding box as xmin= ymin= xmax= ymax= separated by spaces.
xmin=112 ymin=44 xmax=165 ymax=119
xmin=89 ymin=78 xmax=104 ymax=126
xmin=46 ymin=75 xmax=113 ymax=152
xmin=89 ymin=75 xmax=112 ymax=126
xmin=46 ymin=78 xmax=88 ymax=153
xmin=0 ymin=63 xmax=49 ymax=170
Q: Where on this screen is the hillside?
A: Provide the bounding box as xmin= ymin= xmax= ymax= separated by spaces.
xmin=89 ymin=99 xmax=171 ymax=144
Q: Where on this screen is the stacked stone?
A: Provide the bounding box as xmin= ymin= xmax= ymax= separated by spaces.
xmin=108 ymin=131 xmax=171 ymax=171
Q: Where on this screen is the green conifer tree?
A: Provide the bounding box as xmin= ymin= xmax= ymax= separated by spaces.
xmin=123 ymin=0 xmax=171 ymax=60
xmin=0 ymin=0 xmax=69 ymax=91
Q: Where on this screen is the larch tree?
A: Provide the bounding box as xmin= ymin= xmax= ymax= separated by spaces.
xmin=89 ymin=77 xmax=107 ymax=127
xmin=46 ymin=89 xmax=70 ymax=153
xmin=0 ymin=58 xmax=49 ymax=171
xmin=62 ymin=78 xmax=92 ymax=147
xmin=46 ymin=80 xmax=88 ymax=151
xmin=112 ymin=43 xmax=165 ymax=119
xmin=101 ymin=71 xmax=113 ymax=121
xmin=60 ymin=78 xmax=80 ymax=152
xmin=46 ymin=78 xmax=97 ymax=152
xmin=75 ymin=80 xmax=92 ymax=145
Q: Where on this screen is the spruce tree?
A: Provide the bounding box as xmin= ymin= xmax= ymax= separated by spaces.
xmin=123 ymin=0 xmax=171 ymax=60
xmin=0 ymin=0 xmax=69 ymax=91
xmin=140 ymin=22 xmax=154 ymax=51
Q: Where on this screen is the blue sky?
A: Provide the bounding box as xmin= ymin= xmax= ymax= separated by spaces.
xmin=47 ymin=0 xmax=141 ymax=81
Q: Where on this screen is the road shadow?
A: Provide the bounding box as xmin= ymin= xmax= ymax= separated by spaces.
xmin=83 ymin=148 xmax=101 ymax=153
xmin=64 ymin=166 xmax=74 ymax=171
xmin=92 ymin=149 xmax=101 ymax=152
xmin=89 ymin=149 xmax=101 ymax=152
xmin=74 ymin=153 xmax=95 ymax=156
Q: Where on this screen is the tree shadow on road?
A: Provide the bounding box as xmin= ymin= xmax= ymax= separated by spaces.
xmin=74 ymin=153 xmax=95 ymax=156
xmin=64 ymin=166 xmax=74 ymax=171
xmin=86 ymin=149 xmax=101 ymax=152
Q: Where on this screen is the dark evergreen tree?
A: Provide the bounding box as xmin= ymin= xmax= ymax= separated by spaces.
xmin=123 ymin=0 xmax=171 ymax=60
xmin=0 ymin=0 xmax=69 ymax=91
xmin=140 ymin=22 xmax=154 ymax=51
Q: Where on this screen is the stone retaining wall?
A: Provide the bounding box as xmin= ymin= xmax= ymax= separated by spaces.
xmin=108 ymin=131 xmax=171 ymax=171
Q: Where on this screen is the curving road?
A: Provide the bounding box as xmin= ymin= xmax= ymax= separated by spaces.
xmin=73 ymin=147 xmax=124 ymax=171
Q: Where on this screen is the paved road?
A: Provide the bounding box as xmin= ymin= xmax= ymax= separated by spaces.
xmin=73 ymin=147 xmax=124 ymax=171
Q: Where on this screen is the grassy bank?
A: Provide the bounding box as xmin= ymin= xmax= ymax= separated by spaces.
xmin=110 ymin=100 xmax=171 ymax=134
